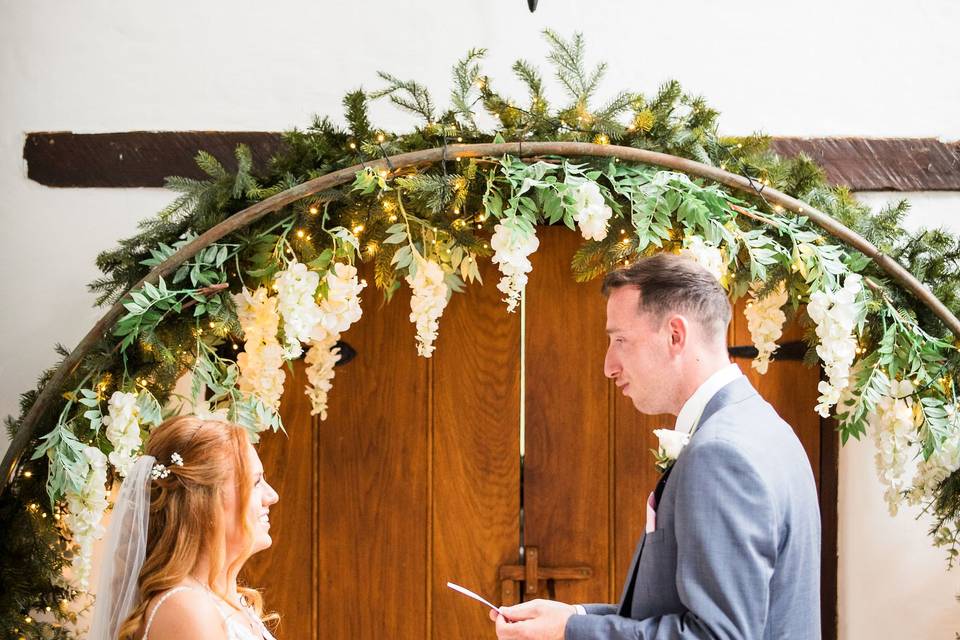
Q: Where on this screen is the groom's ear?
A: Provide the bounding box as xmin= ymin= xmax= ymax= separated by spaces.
xmin=666 ymin=314 xmax=688 ymax=351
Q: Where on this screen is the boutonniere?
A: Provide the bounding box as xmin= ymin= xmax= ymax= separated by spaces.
xmin=651 ymin=429 xmax=691 ymax=473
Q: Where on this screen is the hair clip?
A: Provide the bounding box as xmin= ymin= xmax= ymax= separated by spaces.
xmin=151 ymin=452 xmax=184 ymax=480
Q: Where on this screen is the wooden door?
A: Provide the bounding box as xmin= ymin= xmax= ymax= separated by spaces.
xmin=243 ymin=227 xmax=830 ymax=638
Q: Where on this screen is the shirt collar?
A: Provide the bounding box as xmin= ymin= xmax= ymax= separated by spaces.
xmin=674 ymin=363 xmax=744 ymax=434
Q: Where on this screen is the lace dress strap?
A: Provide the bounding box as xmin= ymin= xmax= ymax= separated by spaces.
xmin=142 ymin=586 xmax=194 ymax=640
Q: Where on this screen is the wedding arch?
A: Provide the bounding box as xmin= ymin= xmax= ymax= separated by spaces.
xmin=4 ymin=31 xmax=960 ymax=636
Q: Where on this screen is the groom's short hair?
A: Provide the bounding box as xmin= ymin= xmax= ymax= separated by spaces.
xmin=601 ymin=253 xmax=732 ymax=344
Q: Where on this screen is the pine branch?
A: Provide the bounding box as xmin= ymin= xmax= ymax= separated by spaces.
xmin=542 ymin=29 xmax=604 ymax=105
xmin=450 ymin=48 xmax=486 ymax=129
xmin=343 ymin=90 xmax=373 ymax=140
xmin=512 ymin=59 xmax=548 ymax=113
xmin=370 ymin=71 xmax=436 ymax=123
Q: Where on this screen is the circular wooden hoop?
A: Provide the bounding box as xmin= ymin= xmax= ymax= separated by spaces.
xmin=3 ymin=141 xmax=957 ymax=485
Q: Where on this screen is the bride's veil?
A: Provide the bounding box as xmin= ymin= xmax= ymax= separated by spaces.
xmin=88 ymin=455 xmax=154 ymax=639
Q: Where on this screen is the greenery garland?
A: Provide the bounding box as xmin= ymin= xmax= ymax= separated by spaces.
xmin=4 ymin=30 xmax=960 ymax=637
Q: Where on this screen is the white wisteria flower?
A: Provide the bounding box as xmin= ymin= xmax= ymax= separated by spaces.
xmin=652 ymin=428 xmax=691 ymax=472
xmin=315 ymin=262 xmax=366 ymax=340
xmin=64 ymin=446 xmax=108 ymax=591
xmin=491 ymin=218 xmax=539 ymax=313
xmin=233 ymin=287 xmax=286 ymax=410
xmin=102 ymin=391 xmax=142 ymax=477
xmin=681 ymin=235 xmax=726 ymax=282
xmin=869 ymin=378 xmax=918 ymax=516
xmin=808 ymin=274 xmax=863 ymax=417
xmin=568 ymin=180 xmax=613 ymax=242
xmin=304 ymin=335 xmax=341 ymax=420
xmin=406 ymin=258 xmax=450 ymax=358
xmin=302 ymin=262 xmax=366 ymax=417
xmin=274 ymin=260 xmax=322 ymax=359
xmin=743 ymin=282 xmax=789 ymax=375
xmin=908 ymin=404 xmax=960 ymax=507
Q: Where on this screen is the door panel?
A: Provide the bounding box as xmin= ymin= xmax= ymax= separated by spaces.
xmin=524 ymin=227 xmax=612 ymax=604
xmin=432 ymin=257 xmax=521 ymax=638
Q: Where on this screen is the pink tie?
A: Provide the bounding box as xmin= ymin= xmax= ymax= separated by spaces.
xmin=645 ymin=490 xmax=657 ymax=533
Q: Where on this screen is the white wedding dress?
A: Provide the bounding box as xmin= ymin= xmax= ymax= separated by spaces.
xmin=141 ymin=586 xmax=277 ymax=640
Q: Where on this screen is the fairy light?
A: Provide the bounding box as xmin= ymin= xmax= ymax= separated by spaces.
xmin=457 ymin=136 xmax=463 ymax=142
xmin=23 ymin=470 xmax=32 ymax=478
xmin=353 ymin=224 xmax=365 ymax=235
xmin=388 ymin=214 xmax=398 ymax=222
xmin=349 ymin=142 xmax=357 ymax=150
xmin=232 ymin=343 xmax=239 ymax=350
xmin=594 ymin=133 xmax=610 ymax=145
xmin=376 ymin=133 xmax=386 ymax=143
xmin=296 ymin=229 xmax=305 ymax=238
xmin=309 ymin=205 xmax=319 ymax=215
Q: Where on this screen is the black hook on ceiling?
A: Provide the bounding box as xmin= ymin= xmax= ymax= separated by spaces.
xmin=527 ymin=0 xmax=538 ymax=12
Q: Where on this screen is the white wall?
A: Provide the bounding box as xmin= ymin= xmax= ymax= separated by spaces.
xmin=2 ymin=1 xmax=959 ymax=636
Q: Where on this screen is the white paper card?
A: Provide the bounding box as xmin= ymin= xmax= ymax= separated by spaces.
xmin=446 ymin=581 xmax=500 ymax=613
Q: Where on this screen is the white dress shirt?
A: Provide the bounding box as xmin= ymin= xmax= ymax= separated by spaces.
xmin=673 ymin=363 xmax=744 ymax=435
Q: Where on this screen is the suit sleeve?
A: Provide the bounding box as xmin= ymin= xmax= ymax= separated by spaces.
xmin=565 ymin=438 xmax=778 ymax=640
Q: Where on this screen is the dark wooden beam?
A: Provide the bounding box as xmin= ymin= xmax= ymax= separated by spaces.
xmin=769 ymin=137 xmax=960 ymax=192
xmin=23 ymin=131 xmax=283 ymax=188
xmin=22 ymin=131 xmax=960 ymax=191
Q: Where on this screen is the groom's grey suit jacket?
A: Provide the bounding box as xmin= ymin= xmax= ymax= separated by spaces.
xmin=565 ymin=376 xmax=821 ymax=639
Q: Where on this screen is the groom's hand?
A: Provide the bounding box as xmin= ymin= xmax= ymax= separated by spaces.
xmin=488 ymin=599 xmax=575 ymax=639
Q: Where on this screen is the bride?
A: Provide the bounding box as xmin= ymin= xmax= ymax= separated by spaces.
xmin=90 ymin=415 xmax=280 ymax=640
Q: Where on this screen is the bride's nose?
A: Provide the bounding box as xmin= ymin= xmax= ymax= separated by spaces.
xmin=263 ymin=481 xmax=279 ymax=506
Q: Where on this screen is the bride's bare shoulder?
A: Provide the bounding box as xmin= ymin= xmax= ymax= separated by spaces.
xmin=139 ymin=585 xmax=227 ymax=640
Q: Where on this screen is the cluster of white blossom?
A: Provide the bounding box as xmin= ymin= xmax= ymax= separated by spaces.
xmin=568 ymin=180 xmax=612 ymax=241
xmin=908 ymin=404 xmax=960 ymax=507
xmin=807 ymin=274 xmax=863 ymax=417
xmin=64 ymin=446 xmax=109 ymax=591
xmin=315 ymin=263 xmax=366 ymax=340
xmin=234 ymin=287 xmax=286 ymax=410
xmin=303 ymin=263 xmax=366 ymax=417
xmin=274 ymin=260 xmax=322 ymax=359
xmin=681 ymin=235 xmax=726 ymax=282
xmin=406 ymin=258 xmax=450 ymax=358
xmin=102 ymin=391 xmax=142 ymax=477
xmin=305 ymin=335 xmax=340 ymax=420
xmin=869 ymin=379 xmax=918 ymax=516
xmin=743 ymin=283 xmax=789 ymax=375
xmin=491 ymin=218 xmax=539 ymax=312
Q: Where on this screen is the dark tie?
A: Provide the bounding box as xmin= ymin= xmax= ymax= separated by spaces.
xmin=653 ymin=462 xmax=675 ymax=510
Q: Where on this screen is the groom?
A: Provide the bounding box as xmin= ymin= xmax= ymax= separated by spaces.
xmin=491 ymin=253 xmax=821 ymax=639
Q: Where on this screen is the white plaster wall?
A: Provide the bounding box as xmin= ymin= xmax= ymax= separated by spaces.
xmin=1 ymin=1 xmax=959 ymax=637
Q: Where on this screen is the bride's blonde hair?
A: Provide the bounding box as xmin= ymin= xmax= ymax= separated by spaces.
xmin=119 ymin=415 xmax=271 ymax=638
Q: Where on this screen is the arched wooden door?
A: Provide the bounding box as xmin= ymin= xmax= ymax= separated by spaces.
xmin=242 ymin=227 xmax=833 ymax=638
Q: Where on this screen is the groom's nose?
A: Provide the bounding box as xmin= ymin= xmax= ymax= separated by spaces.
xmin=603 ymin=348 xmax=619 ymax=379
